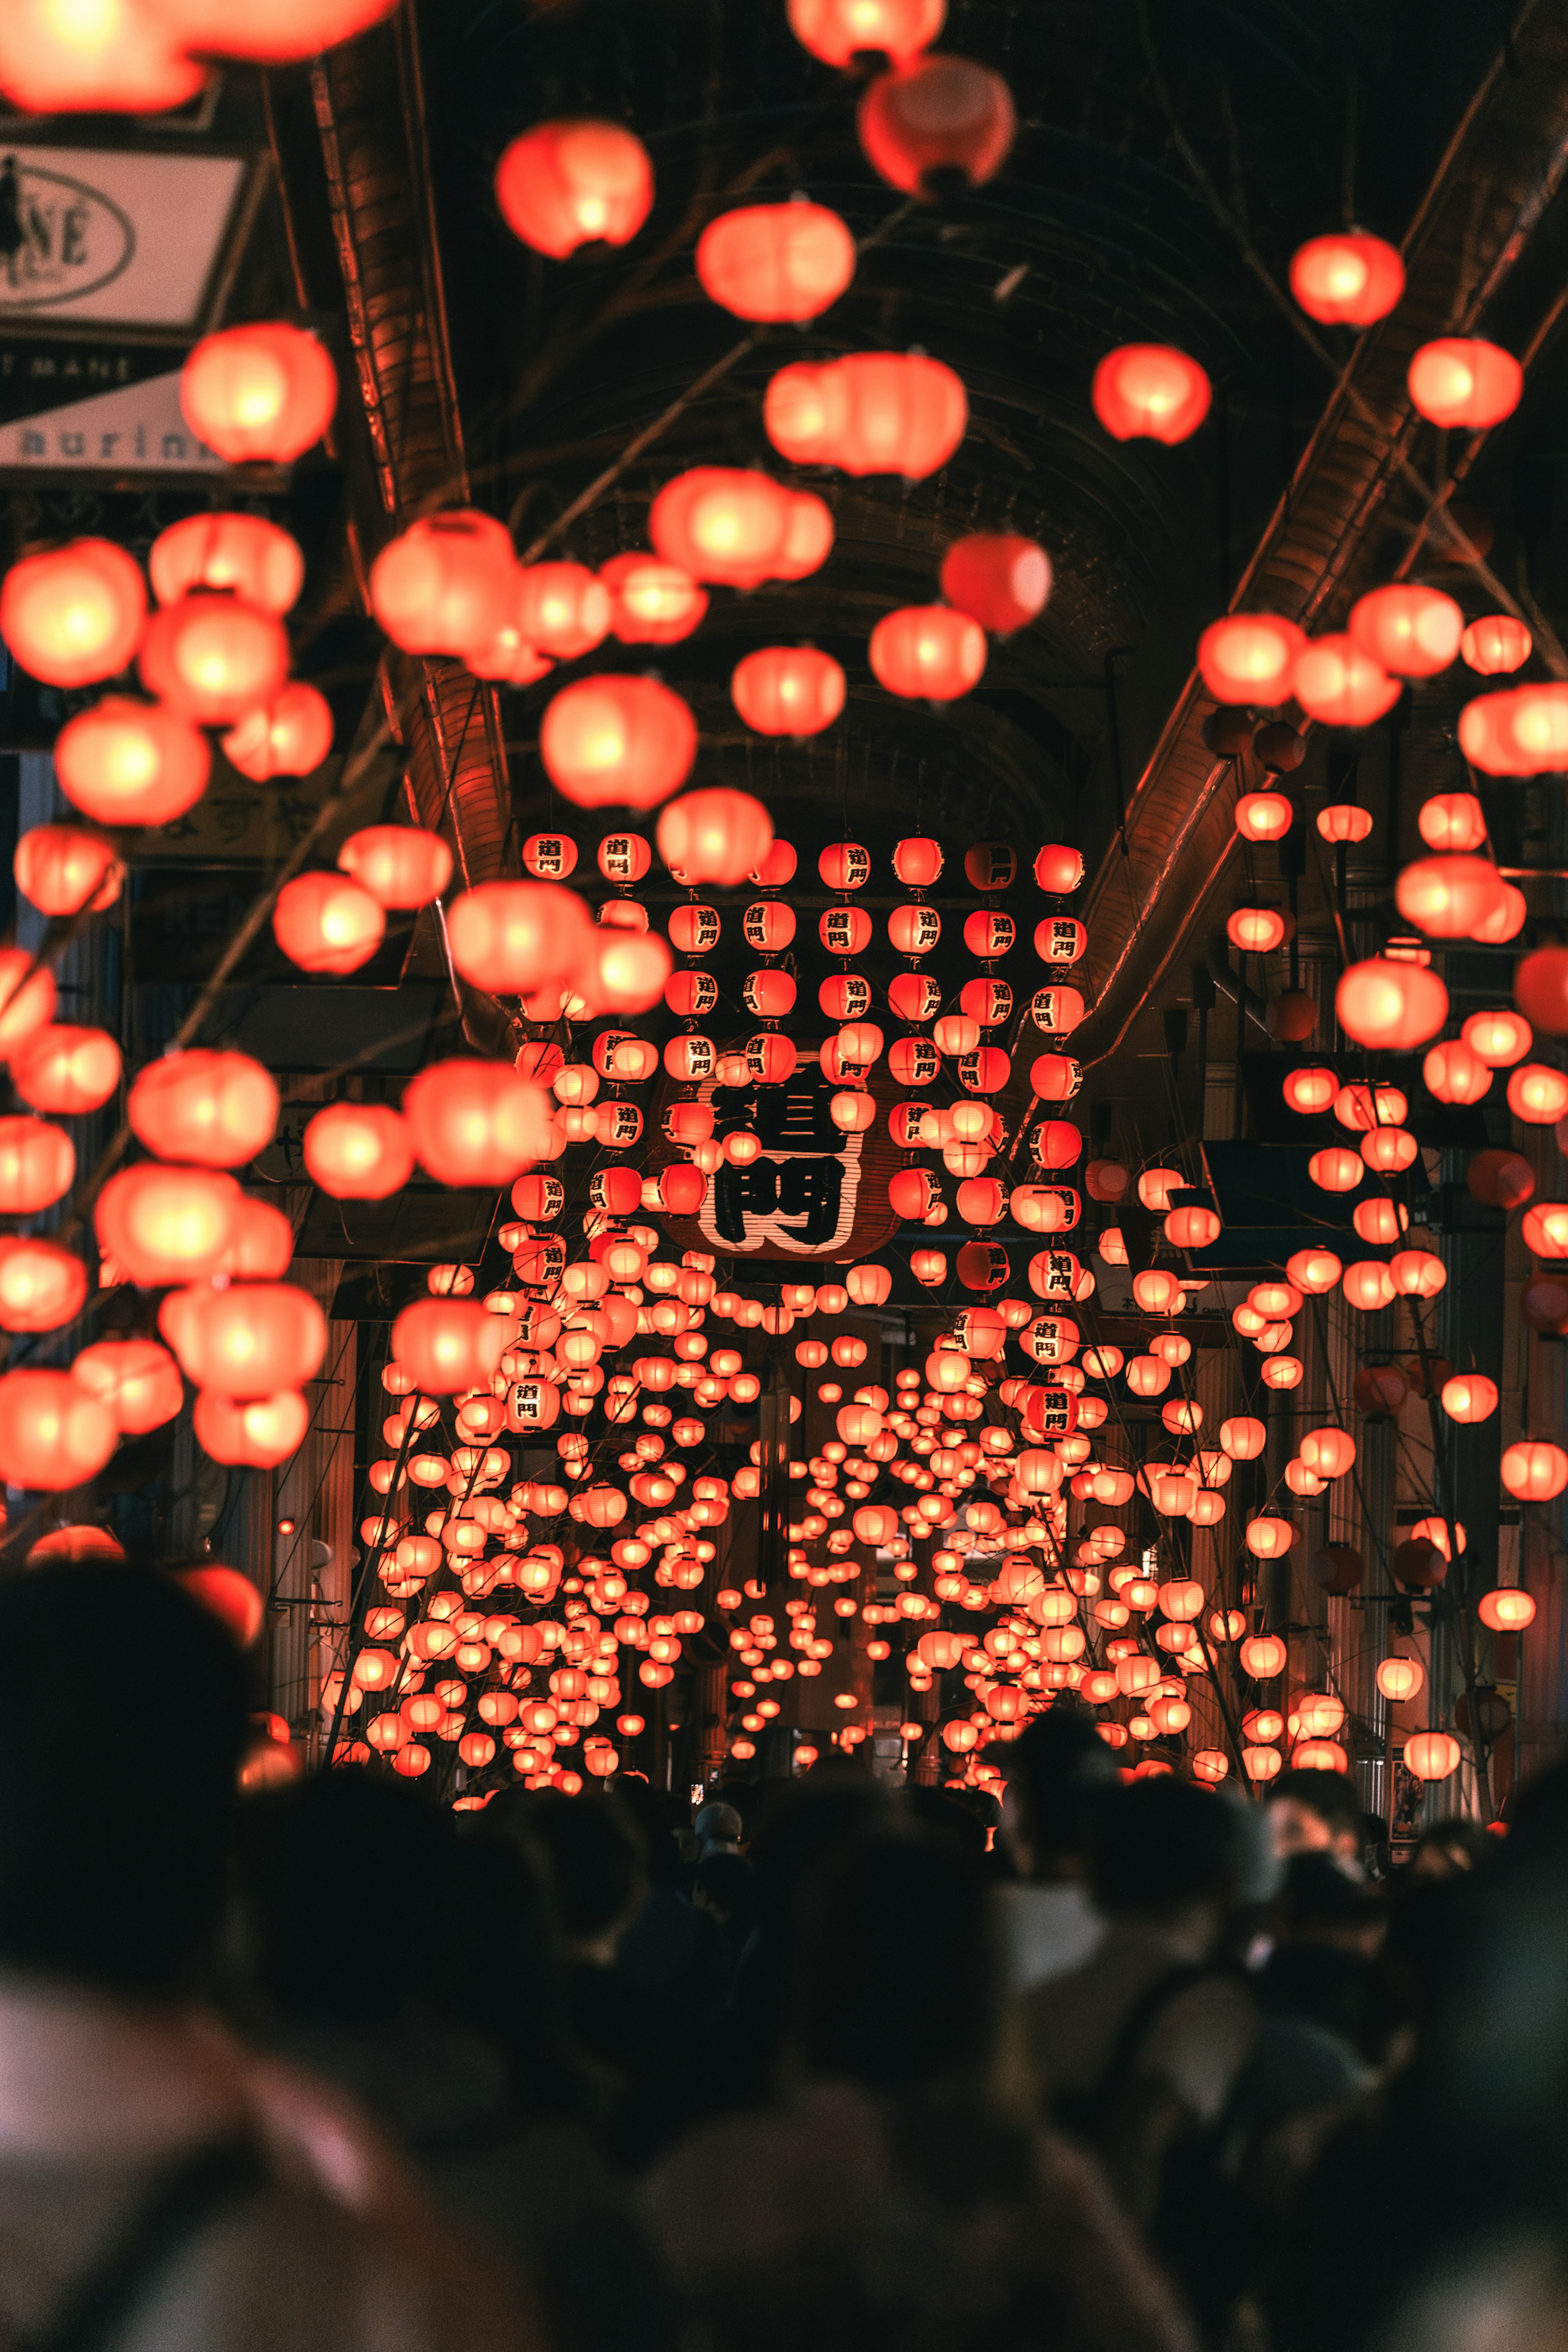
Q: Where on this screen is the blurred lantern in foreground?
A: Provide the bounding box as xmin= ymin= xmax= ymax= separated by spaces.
xmin=139 ymin=594 xmax=289 ymax=726
xmin=1091 ymin=344 xmax=1211 ymax=443
xmin=1461 ymin=615 xmax=1530 ymax=675
xmin=1417 ymin=793 xmax=1486 ymax=852
xmin=128 ymin=0 xmax=397 ymax=59
xmin=1508 ymin=1065 xmax=1568 ymax=1124
xmin=857 ymin=54 xmax=1015 ymax=194
xmin=1407 ymin=338 xmax=1522 ymax=428
xmin=446 ymin=880 xmax=593 ymax=996
xmin=273 ymin=873 xmax=385 ymax=974
xmin=1513 ymin=947 xmax=1568 ymax=1036
xmin=1197 ymin=614 xmax=1304 ymax=704
xmin=13 ymin=827 xmax=121 ymax=918
xmin=129 ymin=1051 xmax=278 ymax=1168
xmin=940 ymin=535 xmax=1050 ymax=634
xmin=601 ymin=555 xmax=706 ymax=645
xmin=149 ymin=512 xmax=304 ymax=613
xmin=222 ymin=682 xmax=334 ymax=781
xmin=11 ymin=1025 xmax=120 ymax=1115
xmin=1348 ymin=584 xmax=1462 ymax=678
xmin=651 ymin=468 xmax=830 ymax=588
xmin=1291 ymin=636 xmax=1401 ymax=726
xmin=95 ymin=1164 xmax=238 ymax=1285
xmin=71 ymin=1339 xmax=183 ymax=1434
xmin=0 ymin=539 xmax=145 ymax=688
xmin=0 ymin=0 xmax=205 ymax=112
xmin=657 ymin=791 xmax=773 ymax=886
xmin=369 ymin=511 xmax=515 ymax=659
xmin=162 ymin=1283 xmax=326 ymax=1398
xmin=55 ymin=699 xmax=209 ymax=826
xmin=1479 ymin=1588 xmax=1537 ymax=1632
xmin=0 ymin=953 xmax=54 ymax=1055
xmin=1289 ymin=232 xmax=1404 ymax=325
xmin=787 ymin=0 xmax=944 ymax=63
xmin=869 ymin=605 xmax=986 ymax=699
xmin=696 ymin=203 xmax=855 ymax=321
xmin=0 ymin=1370 xmax=116 ymax=1490
xmin=0 ymin=1118 xmax=73 ymax=1214
xmin=392 ymin=1297 xmax=509 ymax=1395
xmin=193 ymin=1390 xmax=310 ymax=1469
xmin=403 ymin=1060 xmax=552 ymax=1185
xmin=304 ymin=1103 xmax=414 ymax=1199
xmin=338 ymin=826 xmax=453 ymax=910
xmin=541 ymin=675 xmax=697 ymax=807
xmin=494 ymin=121 xmax=654 ymax=257
xmin=764 ymin=352 xmax=967 ymax=477
xmin=731 ymin=647 xmax=845 ymax=735
xmin=180 ymin=324 xmax=338 ymax=464
xmin=1336 ymin=959 xmax=1448 ymax=1049
xmin=1395 ymin=854 xmax=1503 ymax=939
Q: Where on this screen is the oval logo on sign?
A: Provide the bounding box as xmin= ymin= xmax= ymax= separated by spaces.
xmin=0 ymin=157 xmax=135 ymax=312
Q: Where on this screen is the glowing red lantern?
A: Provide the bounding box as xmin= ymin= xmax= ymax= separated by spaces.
xmin=1317 ymin=803 xmax=1373 ymax=844
xmin=1234 ymin=791 xmax=1292 ymax=843
xmin=162 ymin=1283 xmax=326 ymax=1398
xmin=0 ymin=1117 xmax=72 ymax=1215
xmin=149 ymin=512 xmax=303 ymax=614
xmin=0 ymin=538 xmax=145 ymax=688
xmin=1292 ymin=635 xmax=1401 ymax=726
xmin=1403 ymin=1730 xmax=1461 ymax=1781
xmin=11 ymin=1025 xmax=120 ymax=1116
xmin=192 ymin=1390 xmax=309 ymax=1470
xmin=446 ymin=880 xmax=593 ymax=995
xmin=1348 ymin=584 xmax=1463 ymax=679
xmin=94 ymin=1164 xmax=238 ymax=1286
xmin=600 ymin=554 xmax=706 ymax=645
xmin=657 ymin=790 xmax=773 ymax=886
xmin=1514 ymin=948 xmax=1568 ymax=1036
xmin=650 ymin=468 xmax=808 ymax=589
xmin=869 ymin=605 xmax=985 ymax=699
xmin=180 ymin=324 xmax=337 ymax=464
xmin=1227 ymin=906 xmax=1287 ymax=954
xmin=70 ymin=1339 xmax=182 ymax=1435
xmin=0 ymin=2 xmax=204 ymax=112
xmin=514 ymin=564 xmax=612 ymax=659
xmin=541 ymin=674 xmax=696 ymax=806
xmin=337 ymin=826 xmax=452 ymax=910
xmin=939 ymin=533 xmax=1050 ymax=635
xmin=763 ymin=352 xmax=967 ymax=477
xmin=138 ymin=593 xmax=288 ymax=727
xmin=273 ymin=873 xmax=385 ymax=975
xmin=1509 ymin=1064 xmax=1568 ymax=1124
xmin=220 ymin=682 xmax=333 ymax=782
xmin=1196 ymin=613 xmax=1304 ymax=704
xmin=697 ymin=202 xmax=855 ymax=321
xmin=13 ymin=826 xmax=121 ymax=918
xmin=1461 ymin=615 xmax=1531 ymax=675
xmin=1289 ymin=232 xmax=1404 ymax=326
xmin=0 ymin=1369 xmax=116 ymax=1491
xmin=1092 ymin=344 xmax=1211 ymax=444
xmin=1396 ymin=853 xmax=1504 ymax=939
xmin=55 ymin=698 xmax=209 ymax=828
xmin=129 ymin=1051 xmax=277 ymax=1169
xmin=369 ymin=511 xmax=515 ymax=658
xmin=1408 ymin=339 xmax=1522 ymax=428
xmin=301 ymin=1103 xmax=414 ymax=1200
xmin=494 ymin=121 xmax=653 ymax=258
xmin=0 ymin=1238 xmax=81 ymax=1332
xmin=857 ymin=55 xmax=1015 ymax=194
xmin=1423 ymin=1040 xmax=1492 ymax=1105
xmin=1417 ymin=793 xmax=1487 ymax=853
xmin=787 ymin=0 xmax=943 ymax=63
xmin=731 ymin=646 xmax=845 ymax=735
xmin=1336 ymin=958 xmax=1448 ymax=1049
xmin=1282 ymin=1068 xmax=1335 ymax=1114
xmin=403 ymin=1060 xmax=552 ymax=1186
xmin=1502 ymin=1441 xmax=1568 ymax=1501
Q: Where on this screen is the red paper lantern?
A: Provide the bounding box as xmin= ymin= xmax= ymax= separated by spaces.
xmin=193 ymin=1390 xmax=309 ymax=1469
xmin=696 ymin=202 xmax=855 ymax=320
xmin=494 ymin=121 xmax=654 ymax=258
xmin=403 ymin=1060 xmax=552 ymax=1186
xmin=0 ymin=1369 xmax=116 ymax=1491
xmin=13 ymin=826 xmax=121 ymax=918
xmin=1508 ymin=1064 xmax=1568 ymax=1124
xmin=1423 ymin=1039 xmax=1492 ymax=1105
xmin=221 ymin=682 xmax=333 ymax=782
xmin=55 ymin=698 xmax=209 ymax=828
xmin=857 ymin=55 xmax=1015 ymax=194
xmin=1474 ymin=882 xmax=1526 ymax=944
xmin=1514 ymin=948 xmax=1568 ymax=1036
xmin=541 ymin=674 xmax=696 ymax=807
xmin=731 ymin=646 xmax=845 ymax=735
xmin=1461 ymin=615 xmax=1531 ymax=675
xmin=657 ymin=790 xmax=773 ymax=886
xmin=1317 ymin=803 xmax=1373 ymax=844
xmin=149 ymin=512 xmax=303 ymax=614
xmin=1092 ymin=344 xmax=1212 ymax=445
xmin=1289 ymin=232 xmax=1405 ymax=326
xmin=1501 ymin=1441 xmax=1568 ymax=1501
xmin=1227 ymin=906 xmax=1288 ymax=954
xmin=337 ymin=826 xmax=453 ymax=910
xmin=1348 ymin=584 xmax=1463 ymax=679
xmin=1336 ymin=958 xmax=1448 ymax=1048
xmin=129 ymin=1051 xmax=277 ymax=1169
xmin=514 ymin=564 xmax=612 ymax=659
xmin=180 ymin=324 xmax=337 ymax=464
xmin=273 ymin=873 xmax=385 ymax=975
xmin=11 ymin=1025 xmax=120 ymax=1115
xmin=1196 ymin=613 xmax=1304 ymax=704
xmin=1234 ymin=791 xmax=1292 ymax=844
xmin=764 ymin=352 xmax=967 ymax=477
xmin=162 ymin=1283 xmax=326 ymax=1398
xmin=138 ymin=593 xmax=288 ymax=727
xmin=600 ymin=555 xmax=706 ymax=644
xmin=71 ymin=1339 xmax=183 ymax=1435
xmin=773 ymin=493 xmax=835 ymax=581
xmin=303 ymin=1102 xmax=414 ymax=1200
xmin=369 ymin=511 xmax=516 ymax=658
xmin=0 ymin=2 xmax=204 ymax=113
xmin=786 ymin=0 xmax=943 ymax=65
xmin=1417 ymin=793 xmax=1487 ymax=853
xmin=392 ymin=1297 xmax=509 ymax=1396
xmin=446 ymin=880 xmax=594 ymax=995
xmin=1478 ymin=1588 xmax=1536 ymax=1633
xmin=0 ymin=538 xmax=145 ymax=688
xmin=1396 ymin=853 xmax=1504 ymax=939
xmin=940 ymin=534 xmax=1050 ymax=634
xmin=0 ymin=1118 xmax=72 ymax=1215
xmin=94 ymin=1164 xmax=239 ymax=1286
xmin=869 ymin=605 xmax=986 ymax=699
xmin=1291 ymin=635 xmax=1401 ymax=726
xmin=143 ymin=0 xmax=397 ymax=61
xmin=1407 ymin=338 xmax=1522 ymax=428
xmin=0 ymin=953 xmax=53 ymax=1060
xmin=1308 ymin=1148 xmax=1361 ymax=1193
xmin=650 ymin=468 xmax=811 ymax=589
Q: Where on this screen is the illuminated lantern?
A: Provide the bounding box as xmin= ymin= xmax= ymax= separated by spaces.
xmin=1227 ymin=906 xmax=1287 ymax=953
xmin=1509 ymin=1064 xmax=1568 ymax=1124
xmin=163 ymin=1283 xmax=326 ymax=1398
xmin=55 ymin=698 xmax=209 ymax=827
xmin=1417 ymin=793 xmax=1487 ymax=853
xmin=404 ymin=1061 xmax=552 ymax=1186
xmin=697 ymin=203 xmax=855 ymax=320
xmin=1514 ymin=948 xmax=1568 ymax=1036
xmin=1317 ymin=803 xmax=1373 ymax=844
xmin=138 ymin=593 xmax=288 ymax=727
xmin=0 ymin=0 xmax=205 ymax=112
xmin=1299 ymin=1427 xmax=1355 ymax=1480
xmin=13 ymin=826 xmax=120 ymax=920
xmin=1523 ymin=1205 xmax=1568 ymax=1259
xmin=1479 ymin=1588 xmax=1537 ymax=1633
xmin=273 ymin=873 xmax=385 ymax=974
xmin=1283 ymin=1067 xmax=1336 ymax=1114
xmin=1403 ymin=1731 xmax=1461 ymax=1782
xmin=447 ymin=880 xmax=592 ymax=995
xmin=940 ymin=535 xmax=1051 ymax=636
xmin=71 ymin=1339 xmax=182 ymax=1435
xmin=1502 ymin=1441 xmax=1568 ymax=1501
xmin=0 ymin=539 xmax=145 ymax=688
xmin=1395 ymin=854 xmax=1503 ymax=939
xmin=1361 ymin=1127 xmax=1418 ymax=1174
xmin=765 ymin=353 xmax=967 ymax=477
xmin=1165 ymin=1205 xmax=1220 ymax=1248
xmin=1423 ymin=1040 xmax=1491 ymax=1105
xmin=1475 ymin=884 xmax=1526 ymax=944
xmin=1240 ymin=1633 xmax=1287 ymax=1679
xmin=1336 ymin=958 xmax=1448 ymax=1049
xmin=1092 ymin=344 xmax=1211 ymax=443
xmin=787 ymin=0 xmax=942 ymax=62
xmin=1197 ymin=614 xmax=1304 ymax=704
xmin=502 ymin=565 xmax=608 ymax=662
xmin=1291 ymin=636 xmax=1401 ymax=727
xmin=392 ymin=1298 xmax=508 ymax=1397
xmin=0 ymin=1118 xmax=72 ymax=1215
xmin=601 ymin=555 xmax=706 ymax=645
xmin=1407 ymin=338 xmax=1522 ymax=428
xmin=1289 ymin=231 xmax=1404 ymax=326
xmin=1286 ymin=1250 xmax=1341 ymax=1297
xmin=1348 ymin=584 xmax=1463 ymax=678
xmin=193 ymin=1390 xmax=310 ymax=1470
xmin=1220 ymin=1416 xmax=1265 ymax=1461
xmin=869 ymin=605 xmax=986 ymax=699
xmin=651 ymin=468 xmax=807 ymax=589
xmin=494 ymin=121 xmax=653 ymax=258
xmin=129 ymin=1051 xmax=277 ymax=1169
xmin=1131 ymin=1267 xmax=1183 ymax=1314
xmin=1234 ymin=791 xmax=1293 ymax=843
xmin=1461 ymin=615 xmax=1531 ymax=675
xmin=731 ymin=647 xmax=845 ymax=735
xmin=857 ymin=54 xmax=1015 ymax=194
xmin=0 ymin=1239 xmax=85 ymax=1332
xmin=149 ymin=512 xmax=303 ymax=614
xmin=657 ymin=789 xmax=773 ymax=886
xmin=221 ymin=682 xmax=334 ymax=782
xmin=11 ymin=1026 xmax=120 ymax=1116
xmin=1439 ymin=1372 xmax=1499 ymax=1425
xmin=338 ymin=826 xmax=452 ymax=910
xmin=303 ymin=1103 xmax=414 ymax=1200
xmin=541 ymin=674 xmax=696 ymax=806
xmin=1376 ymin=1656 xmax=1423 ymax=1703
xmin=1343 ymin=1261 xmax=1396 ymax=1310
xmin=369 ymin=512 xmax=515 ymax=658
xmin=848 ymin=1263 xmax=893 ymax=1307
xmin=179 ymin=323 xmax=336 ymax=464
xmin=0 ymin=1370 xmax=116 ymax=1491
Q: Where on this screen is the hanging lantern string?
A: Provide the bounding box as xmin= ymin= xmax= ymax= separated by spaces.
xmin=509 ymin=196 xmax=919 ymax=557
xmin=267 ymin=1320 xmax=360 ymax=1607
xmin=1135 ymin=0 xmax=1568 ymax=678
xmin=323 ymin=1378 xmax=431 ymax=1764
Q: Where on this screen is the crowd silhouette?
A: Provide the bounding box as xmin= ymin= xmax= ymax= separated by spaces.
xmin=0 ymin=1558 xmax=1554 ymax=2352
